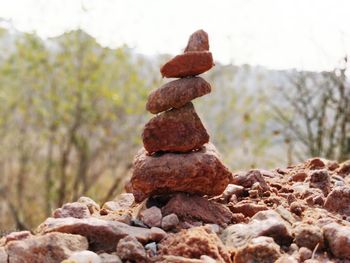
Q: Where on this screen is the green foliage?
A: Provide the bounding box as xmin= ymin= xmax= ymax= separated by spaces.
xmin=0 ymin=29 xmax=149 ymax=229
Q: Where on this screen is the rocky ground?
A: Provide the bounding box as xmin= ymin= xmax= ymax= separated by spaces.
xmin=2 ymin=30 xmax=350 ymax=263
xmin=0 ymin=157 xmax=350 ymax=262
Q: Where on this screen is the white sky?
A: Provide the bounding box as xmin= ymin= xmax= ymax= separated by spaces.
xmin=1 ymin=0 xmax=350 ymax=71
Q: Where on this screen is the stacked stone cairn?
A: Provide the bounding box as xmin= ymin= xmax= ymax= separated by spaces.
xmin=128 ymin=30 xmax=232 ymax=203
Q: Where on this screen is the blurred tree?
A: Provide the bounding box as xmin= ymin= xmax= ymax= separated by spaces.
xmin=197 ymin=64 xmax=274 ymax=169
xmin=0 ymin=29 xmax=149 ymax=229
xmin=272 ymin=56 xmax=350 ymax=162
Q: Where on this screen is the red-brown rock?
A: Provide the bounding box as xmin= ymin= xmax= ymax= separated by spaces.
xmin=221 ymin=184 xmax=245 ymax=201
xmin=230 ymin=201 xmax=268 ymax=217
xmin=185 ymin=29 xmax=209 ymax=52
xmin=162 ymin=193 xmax=234 ymax=227
xmin=53 ymin=202 xmax=90 ymax=219
xmin=36 ymin=217 xmax=166 ymax=252
xmin=160 ymin=51 xmax=214 ymax=78
xmin=221 ymin=210 xmax=292 ymax=249
xmin=129 ymin=143 xmax=232 ymax=202
xmin=290 ymin=172 xmax=307 ymax=182
xmin=2 ymin=231 xmax=32 ymax=245
xmin=161 ymin=214 xmax=180 ymax=231
xmin=77 ymin=196 xmax=100 ymax=214
xmin=324 ymin=186 xmax=350 ymax=216
xmin=142 ymin=102 xmax=209 ymax=153
xmin=251 ymin=210 xmax=293 ymax=246
xmin=67 ymin=250 xmax=102 ymax=262
xmin=337 ymin=160 xmax=350 ymax=176
xmin=298 ymin=247 xmax=312 ymax=262
xmin=159 ymin=255 xmax=211 ymax=262
xmin=158 ymin=227 xmax=231 ymax=262
xmin=293 ymin=223 xmax=323 ymax=250
xmin=140 ymin=206 xmax=162 ymax=228
xmin=323 ymin=223 xmax=350 ymax=259
xmin=116 ymin=236 xmax=147 ymax=262
xmin=307 ymin=158 xmax=326 ymax=170
xmin=101 ymin=193 xmax=135 ymax=212
xmin=6 ymin=232 xmax=88 ymax=263
xmin=0 ymin=247 xmax=7 ymax=263
xmin=146 ymin=77 xmax=211 ymax=114
xmin=231 ymin=170 xmax=270 ymax=192
xmin=234 ymin=236 xmax=281 ymax=263
xmin=308 ymin=169 xmax=331 ymax=196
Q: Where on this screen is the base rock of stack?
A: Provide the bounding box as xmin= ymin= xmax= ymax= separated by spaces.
xmin=142 ymin=102 xmax=209 ymax=154
xmin=160 ymin=51 xmax=214 ymax=78
xmin=129 ymin=143 xmax=232 ymax=202
xmin=146 ymin=77 xmax=211 ymax=114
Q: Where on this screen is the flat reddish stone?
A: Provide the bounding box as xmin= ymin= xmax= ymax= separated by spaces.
xmin=230 ymin=201 xmax=268 ymax=217
xmin=184 ymin=29 xmax=209 ymax=52
xmin=36 ymin=217 xmax=166 ymax=253
xmin=146 ymin=77 xmax=211 ymax=114
xmin=129 ymin=143 xmax=232 ymax=202
xmin=142 ymin=102 xmax=209 ymax=154
xmin=6 ymin=232 xmax=88 ymax=263
xmin=160 ymin=51 xmax=214 ymax=78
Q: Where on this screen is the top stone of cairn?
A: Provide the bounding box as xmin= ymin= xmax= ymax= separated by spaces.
xmin=160 ymin=29 xmax=214 ymax=78
xmin=184 ymin=29 xmax=209 ymax=52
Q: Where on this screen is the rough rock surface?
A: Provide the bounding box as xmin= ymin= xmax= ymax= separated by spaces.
xmin=337 ymin=160 xmax=350 ymax=176
xmin=99 ymin=253 xmax=122 ymax=263
xmin=36 ymin=217 xmax=166 ymax=252
xmin=308 ymin=169 xmax=331 ymax=196
xmin=162 ymin=193 xmax=233 ymax=226
xmin=221 ymin=210 xmax=292 ymax=249
xmin=298 ymin=247 xmax=313 ymax=262
xmin=130 ymin=143 xmax=232 ymax=202
xmin=231 ymin=170 xmax=269 ymax=192
xmin=293 ymin=223 xmax=323 ymax=250
xmin=184 ymin=29 xmax=209 ymax=52
xmin=77 ymin=196 xmax=100 ymax=214
xmin=116 ymin=236 xmax=146 ymax=262
xmin=250 ymin=210 xmax=293 ymax=246
xmin=323 ymin=223 xmax=350 ymax=259
xmin=229 ymin=201 xmax=268 ymax=217
xmin=160 ymin=51 xmax=214 ymax=78
xmin=234 ymin=236 xmax=281 ymax=263
xmin=67 ymin=250 xmax=101 ymax=263
xmin=324 ymin=186 xmax=350 ymax=216
xmin=53 ymin=202 xmax=90 ymax=219
xmin=146 ymin=77 xmax=211 ymax=114
xmin=140 ymin=206 xmax=162 ymax=228
xmin=101 ymin=193 xmax=135 ymax=212
xmin=158 ymin=226 xmax=231 ymax=262
xmin=3 ymin=157 xmax=350 ymax=262
xmin=6 ymin=232 xmax=88 ymax=263
xmin=161 ymin=213 xmax=180 ymax=231
xmin=142 ymin=102 xmax=209 ymax=153
xmin=0 ymin=247 xmax=7 ymax=263
xmin=1 ymin=231 xmax=32 ymax=245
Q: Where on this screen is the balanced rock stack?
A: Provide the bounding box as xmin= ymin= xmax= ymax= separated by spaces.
xmin=128 ymin=30 xmax=232 ymax=203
